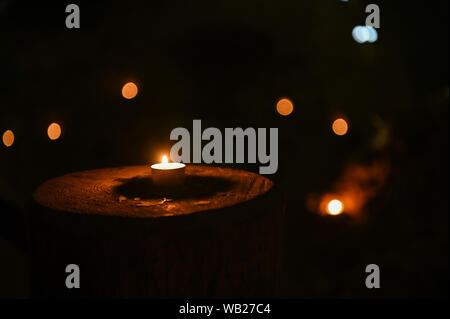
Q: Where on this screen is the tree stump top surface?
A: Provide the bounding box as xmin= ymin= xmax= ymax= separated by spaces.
xmin=33 ymin=165 xmax=274 ymax=218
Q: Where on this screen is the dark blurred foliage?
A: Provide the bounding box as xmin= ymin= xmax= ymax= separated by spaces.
xmin=0 ymin=0 xmax=448 ymax=298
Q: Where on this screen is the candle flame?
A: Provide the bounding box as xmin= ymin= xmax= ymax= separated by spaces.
xmin=306 ymin=161 xmax=390 ymax=218
xmin=327 ymin=199 xmax=343 ymax=216
xmin=162 ymin=155 xmax=168 ymax=164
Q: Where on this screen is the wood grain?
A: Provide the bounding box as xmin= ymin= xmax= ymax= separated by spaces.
xmin=34 ymin=165 xmax=273 ymax=218
xmin=30 ymin=165 xmax=284 ymax=298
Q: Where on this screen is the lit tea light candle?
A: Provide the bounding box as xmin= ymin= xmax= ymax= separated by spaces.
xmin=151 ymin=155 xmax=186 ymax=187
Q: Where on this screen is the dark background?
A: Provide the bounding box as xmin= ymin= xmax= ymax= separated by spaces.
xmin=0 ymin=0 xmax=448 ymax=298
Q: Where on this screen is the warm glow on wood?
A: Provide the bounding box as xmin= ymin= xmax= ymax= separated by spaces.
xmin=122 ymin=82 xmax=138 ymax=99
xmin=327 ymin=199 xmax=343 ymax=215
xmin=276 ymin=98 xmax=294 ymax=116
xmin=332 ymin=118 xmax=348 ymax=136
xmin=48 ymin=123 xmax=62 ymax=140
xmin=2 ymin=130 xmax=14 ymax=147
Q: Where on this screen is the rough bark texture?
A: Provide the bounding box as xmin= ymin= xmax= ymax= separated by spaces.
xmin=30 ymin=165 xmax=285 ymax=298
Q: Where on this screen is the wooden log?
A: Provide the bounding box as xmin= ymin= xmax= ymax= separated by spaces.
xmin=30 ymin=165 xmax=285 ymax=298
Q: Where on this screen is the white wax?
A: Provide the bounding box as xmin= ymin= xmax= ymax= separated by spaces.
xmin=150 ymin=162 xmax=186 ymax=170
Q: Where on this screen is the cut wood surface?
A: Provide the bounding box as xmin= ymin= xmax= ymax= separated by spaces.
xmin=30 ymin=165 xmax=284 ymax=298
xmin=34 ymin=165 xmax=274 ymax=218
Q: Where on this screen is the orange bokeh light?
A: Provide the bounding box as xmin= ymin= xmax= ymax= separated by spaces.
xmin=332 ymin=118 xmax=348 ymax=136
xmin=327 ymin=199 xmax=344 ymax=215
xmin=2 ymin=130 xmax=14 ymax=147
xmin=276 ymin=98 xmax=294 ymax=116
xmin=122 ymin=82 xmax=138 ymax=99
xmin=47 ymin=123 xmax=62 ymax=140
